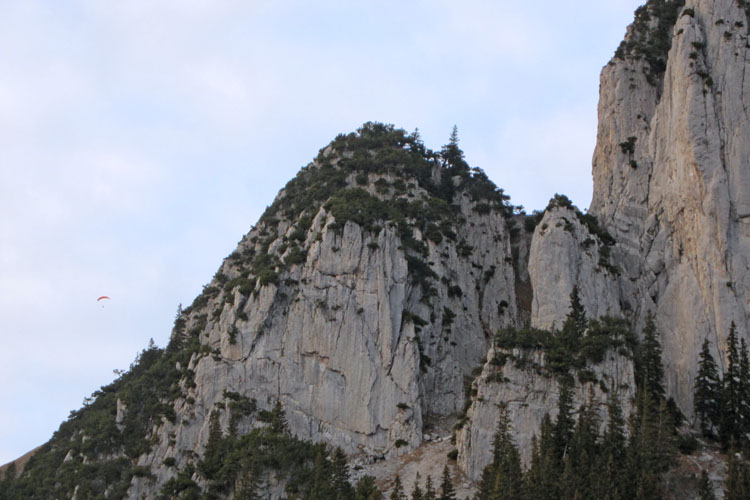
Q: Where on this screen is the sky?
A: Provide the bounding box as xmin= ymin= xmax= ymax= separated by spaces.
xmin=0 ymin=0 xmax=645 ymax=464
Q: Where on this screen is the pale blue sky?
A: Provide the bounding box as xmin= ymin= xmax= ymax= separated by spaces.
xmin=0 ymin=0 xmax=643 ymax=464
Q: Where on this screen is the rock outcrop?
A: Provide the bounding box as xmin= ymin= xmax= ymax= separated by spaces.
xmin=529 ymin=204 xmax=623 ymax=330
xmin=457 ymin=201 xmax=636 ymax=480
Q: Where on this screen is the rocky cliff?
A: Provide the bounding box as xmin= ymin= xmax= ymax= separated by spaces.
xmin=456 ymin=202 xmax=636 ymax=481
xmin=457 ymin=0 xmax=750 ymax=482
xmin=3 ymin=0 xmax=749 ymax=498
xmin=586 ymin=0 xmax=750 ymax=414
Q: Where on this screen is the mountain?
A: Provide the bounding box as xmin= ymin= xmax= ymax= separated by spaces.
xmin=2 ymin=0 xmax=749 ymax=498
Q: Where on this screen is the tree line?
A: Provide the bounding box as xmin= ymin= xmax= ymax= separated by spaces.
xmin=474 ymin=307 xmax=750 ymax=500
xmin=694 ymin=321 xmax=750 ymax=498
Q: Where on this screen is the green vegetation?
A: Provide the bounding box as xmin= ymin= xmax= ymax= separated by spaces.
xmin=193 ymin=402 xmax=326 ymax=499
xmin=619 ymin=136 xmax=637 ymax=155
xmin=492 ymin=288 xmax=635 ymax=381
xmin=0 ymin=390 xmax=393 ymax=500
xmin=283 ymin=245 xmax=308 ymax=266
xmin=402 ymin=310 xmax=428 ymax=328
xmin=474 ymin=404 xmax=523 ymax=499
xmin=325 ymin=188 xmax=394 ymax=233
xmin=615 ymin=0 xmax=686 ymax=84
xmin=213 ymin=122 xmax=518 ymax=307
xmin=259 ymin=122 xmax=512 ymax=230
xmin=545 ymin=194 xmax=615 ymax=246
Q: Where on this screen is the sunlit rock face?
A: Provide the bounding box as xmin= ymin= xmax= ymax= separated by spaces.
xmin=460 ymin=0 xmax=750 ymax=480
xmin=590 ymin=0 xmax=750 ymax=413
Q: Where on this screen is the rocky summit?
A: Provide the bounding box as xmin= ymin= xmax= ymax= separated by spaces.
xmin=3 ymin=1 xmax=750 ymax=499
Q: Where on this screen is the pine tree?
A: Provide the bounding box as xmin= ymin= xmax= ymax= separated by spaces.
xmin=441 ymin=126 xmax=468 ymax=174
xmin=449 ymin=125 xmax=458 ymax=145
xmin=235 ymin=461 xmax=261 ymax=500
xmin=475 ymin=464 xmax=495 ymax=500
xmin=560 ymin=453 xmax=577 ymax=500
xmin=652 ymin=398 xmax=677 ymax=473
xmin=525 ymin=424 xmax=561 ymax=500
xmin=694 ymin=338 xmax=721 ymax=437
xmin=739 ymin=339 xmax=750 ymax=443
xmin=558 ymin=286 xmax=586 ymax=359
xmin=524 ymin=435 xmax=543 ymax=500
xmin=355 ymin=476 xmax=383 ymax=500
xmin=565 ymin=389 xmax=601 ymax=500
xmin=554 ymin=381 xmax=575 ymax=460
xmin=482 ymin=403 xmax=524 ymax=500
xmin=390 ymin=475 xmax=406 ymax=500
xmin=411 ymin=472 xmax=424 ymax=500
xmin=537 ymin=414 xmax=561 ymax=499
xmin=424 ymin=475 xmax=436 ymax=500
xmin=270 ymin=399 xmax=289 ymax=435
xmin=307 ymin=448 xmax=335 ymax=500
xmin=409 ymin=128 xmax=426 ymax=155
xmin=475 ymin=404 xmax=521 ymax=499
xmin=207 ymin=409 xmax=223 ymax=446
xmin=568 ymin=286 xmax=587 ymax=336
xmin=624 ymin=389 xmax=676 ymax=500
xmin=438 ymin=465 xmax=456 ymax=500
xmin=638 ymin=312 xmax=665 ymax=401
xmin=722 ymin=323 xmax=743 ymax=448
xmin=622 ymin=311 xmax=678 ymax=500
xmin=602 ymin=388 xmax=626 ymax=500
xmin=698 ymin=470 xmax=716 ymax=500
xmin=200 ymin=409 xmax=226 ymax=478
xmin=168 ymin=304 xmax=187 ymax=352
xmin=624 ymin=387 xmax=649 ymax=500
xmin=603 ymin=387 xmax=626 ymax=460
xmin=331 ymin=447 xmax=354 ymax=499
xmin=725 ymin=449 xmax=750 ymax=500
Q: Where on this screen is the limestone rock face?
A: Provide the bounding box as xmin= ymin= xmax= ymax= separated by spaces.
xmin=589 ymin=0 xmax=750 ymax=412
xmin=528 ymin=206 xmax=623 ymax=330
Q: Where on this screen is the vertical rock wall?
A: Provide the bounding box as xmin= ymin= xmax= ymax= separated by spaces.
xmin=590 ymin=0 xmax=750 ymax=411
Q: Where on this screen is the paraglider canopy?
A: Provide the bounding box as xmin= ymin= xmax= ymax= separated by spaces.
xmin=97 ymin=296 xmax=110 ymax=301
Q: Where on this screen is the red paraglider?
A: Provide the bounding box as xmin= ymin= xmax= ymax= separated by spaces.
xmin=97 ymin=296 xmax=110 ymax=301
